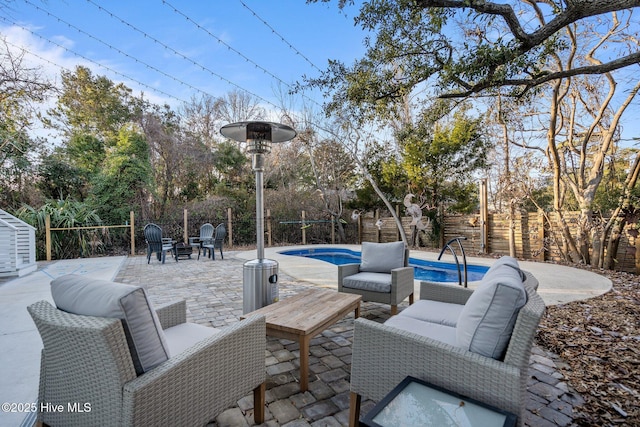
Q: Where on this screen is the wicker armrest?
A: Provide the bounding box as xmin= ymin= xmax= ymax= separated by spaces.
xmin=350 ymin=318 xmax=522 ymax=418
xmin=419 ymin=281 xmax=473 ymax=304
xmin=338 ymin=263 xmax=361 ymax=290
xmin=123 ymin=314 xmax=266 ymax=426
xmin=523 ymin=271 xmax=539 ymax=291
xmin=391 ymin=266 xmax=414 ymax=299
xmin=154 ymin=300 xmax=187 ymax=329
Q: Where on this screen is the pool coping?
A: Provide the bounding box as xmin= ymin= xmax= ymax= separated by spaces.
xmin=235 ymin=244 xmax=612 ymax=306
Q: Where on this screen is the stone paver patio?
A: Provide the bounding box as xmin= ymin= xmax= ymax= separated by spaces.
xmin=114 ymin=252 xmax=585 ymax=427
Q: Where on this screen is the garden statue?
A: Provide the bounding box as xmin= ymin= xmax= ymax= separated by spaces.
xmin=404 ymin=194 xmax=431 ymax=247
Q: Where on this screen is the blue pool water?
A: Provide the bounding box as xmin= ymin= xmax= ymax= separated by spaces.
xmin=279 ymin=247 xmax=488 ymax=283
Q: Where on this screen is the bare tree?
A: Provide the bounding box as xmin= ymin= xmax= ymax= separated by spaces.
xmin=316 ymin=116 xmax=410 ymax=246
xmin=542 ymin=16 xmax=640 ymax=264
xmin=601 ymin=152 xmax=640 ymax=269
xmin=478 ymin=10 xmax=640 ymax=265
xmin=296 ymin=125 xmax=356 ymax=243
xmin=0 ymin=38 xmax=53 ymax=152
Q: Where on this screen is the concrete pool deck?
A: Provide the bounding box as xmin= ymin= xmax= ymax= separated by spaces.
xmin=237 ymin=244 xmax=612 ymax=306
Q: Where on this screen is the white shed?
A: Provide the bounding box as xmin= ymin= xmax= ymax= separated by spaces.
xmin=0 ymin=209 xmax=37 ymax=277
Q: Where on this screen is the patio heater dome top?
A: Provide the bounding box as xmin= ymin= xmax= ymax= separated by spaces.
xmin=220 ymin=121 xmax=297 ymax=150
xmin=221 ymin=121 xmax=296 ymax=155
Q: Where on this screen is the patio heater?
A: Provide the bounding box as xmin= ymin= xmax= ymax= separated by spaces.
xmin=220 ymin=121 xmax=297 ymax=314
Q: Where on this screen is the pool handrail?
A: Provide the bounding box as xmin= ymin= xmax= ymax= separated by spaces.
xmin=437 ymin=236 xmax=468 ymax=287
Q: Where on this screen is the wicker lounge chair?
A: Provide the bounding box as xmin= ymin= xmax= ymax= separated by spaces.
xmin=338 ymin=241 xmax=414 ymax=315
xmin=28 ymin=275 xmax=266 ymax=427
xmin=143 ymin=223 xmax=175 ymax=264
xmin=348 ymin=269 xmax=545 ymax=427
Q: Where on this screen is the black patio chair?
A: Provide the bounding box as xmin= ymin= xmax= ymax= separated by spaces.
xmin=203 ymin=223 xmax=226 ymax=260
xmin=190 ymin=223 xmax=215 ymax=260
xmin=143 ymin=223 xmax=176 ymax=264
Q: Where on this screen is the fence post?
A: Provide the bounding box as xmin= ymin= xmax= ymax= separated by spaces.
xmin=358 ymin=213 xmax=362 ymax=244
xmin=480 ymin=178 xmax=489 ymax=253
xmin=301 ymin=210 xmax=306 ymax=245
xmin=183 ymin=208 xmax=188 ymax=244
xmin=45 ymin=214 xmax=52 ymax=261
xmin=537 ymin=209 xmax=546 ymax=262
xmin=227 ymin=207 xmax=233 ymax=247
xmin=266 ymin=209 xmax=272 ymax=247
xmin=130 ymin=211 xmax=135 ymax=256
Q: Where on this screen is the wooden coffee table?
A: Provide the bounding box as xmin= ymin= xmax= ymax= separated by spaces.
xmin=242 ymin=288 xmax=361 ymax=392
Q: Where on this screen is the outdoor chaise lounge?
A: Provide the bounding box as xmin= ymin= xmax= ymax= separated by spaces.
xmin=348 ymin=256 xmax=545 ymax=427
xmin=338 ymin=241 xmax=414 ymax=315
xmin=28 ymin=274 xmax=266 ymax=427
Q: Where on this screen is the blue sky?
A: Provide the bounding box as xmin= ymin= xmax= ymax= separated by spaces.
xmin=2 ymin=1 xmax=639 ymax=145
xmin=1 ymin=0 xmax=368 ymax=114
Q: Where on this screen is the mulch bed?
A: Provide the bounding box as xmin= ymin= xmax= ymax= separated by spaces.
xmin=536 ymin=266 xmax=640 ymax=426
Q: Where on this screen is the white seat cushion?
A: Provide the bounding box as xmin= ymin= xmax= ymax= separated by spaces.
xmin=164 ymin=323 xmax=220 ymax=356
xmin=51 ymin=274 xmax=170 ymax=375
xmin=385 ymin=316 xmax=458 ymax=346
xmin=399 ymin=299 xmax=463 ymax=327
xmin=456 ymin=262 xmax=527 ymax=359
xmin=343 ymin=272 xmax=392 ymax=293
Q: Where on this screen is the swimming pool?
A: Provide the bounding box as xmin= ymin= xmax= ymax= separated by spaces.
xmin=279 ymin=247 xmax=488 ymax=283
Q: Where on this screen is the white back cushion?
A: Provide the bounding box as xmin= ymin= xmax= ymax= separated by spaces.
xmin=360 ymin=241 xmax=406 ymax=273
xmin=51 ymin=274 xmax=170 ymax=375
xmin=456 ymin=261 xmax=527 ymax=359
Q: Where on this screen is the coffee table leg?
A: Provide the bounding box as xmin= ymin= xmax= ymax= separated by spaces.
xmin=354 ymin=303 xmax=360 ymax=319
xmin=299 ymin=334 xmax=311 ymax=392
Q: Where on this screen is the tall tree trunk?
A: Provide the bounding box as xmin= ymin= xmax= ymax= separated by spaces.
xmin=603 ymin=153 xmax=640 ymax=269
xmin=363 ymin=168 xmax=408 ymax=246
xmin=497 ymin=96 xmax=517 ymax=257
xmin=547 ymin=81 xmax=583 ymax=262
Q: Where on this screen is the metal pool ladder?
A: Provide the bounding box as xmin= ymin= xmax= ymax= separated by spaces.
xmin=438 ymin=236 xmax=468 ymax=287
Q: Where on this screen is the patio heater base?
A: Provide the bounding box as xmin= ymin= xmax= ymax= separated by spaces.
xmin=243 ymin=258 xmax=279 ymax=314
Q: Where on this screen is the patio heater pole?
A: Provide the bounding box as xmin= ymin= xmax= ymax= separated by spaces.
xmin=220 ymin=121 xmax=296 ymax=314
xmin=253 ymin=147 xmax=265 ymax=260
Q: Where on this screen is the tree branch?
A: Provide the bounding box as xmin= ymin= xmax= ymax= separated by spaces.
xmin=439 ymin=52 xmax=640 ymax=98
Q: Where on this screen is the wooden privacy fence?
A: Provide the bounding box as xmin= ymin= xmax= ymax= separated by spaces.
xmin=42 ymin=208 xmax=638 ymax=274
xmin=357 ymin=209 xmax=639 ymax=274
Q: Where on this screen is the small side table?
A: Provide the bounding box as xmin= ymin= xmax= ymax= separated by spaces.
xmin=361 ymin=376 xmax=516 ymax=427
